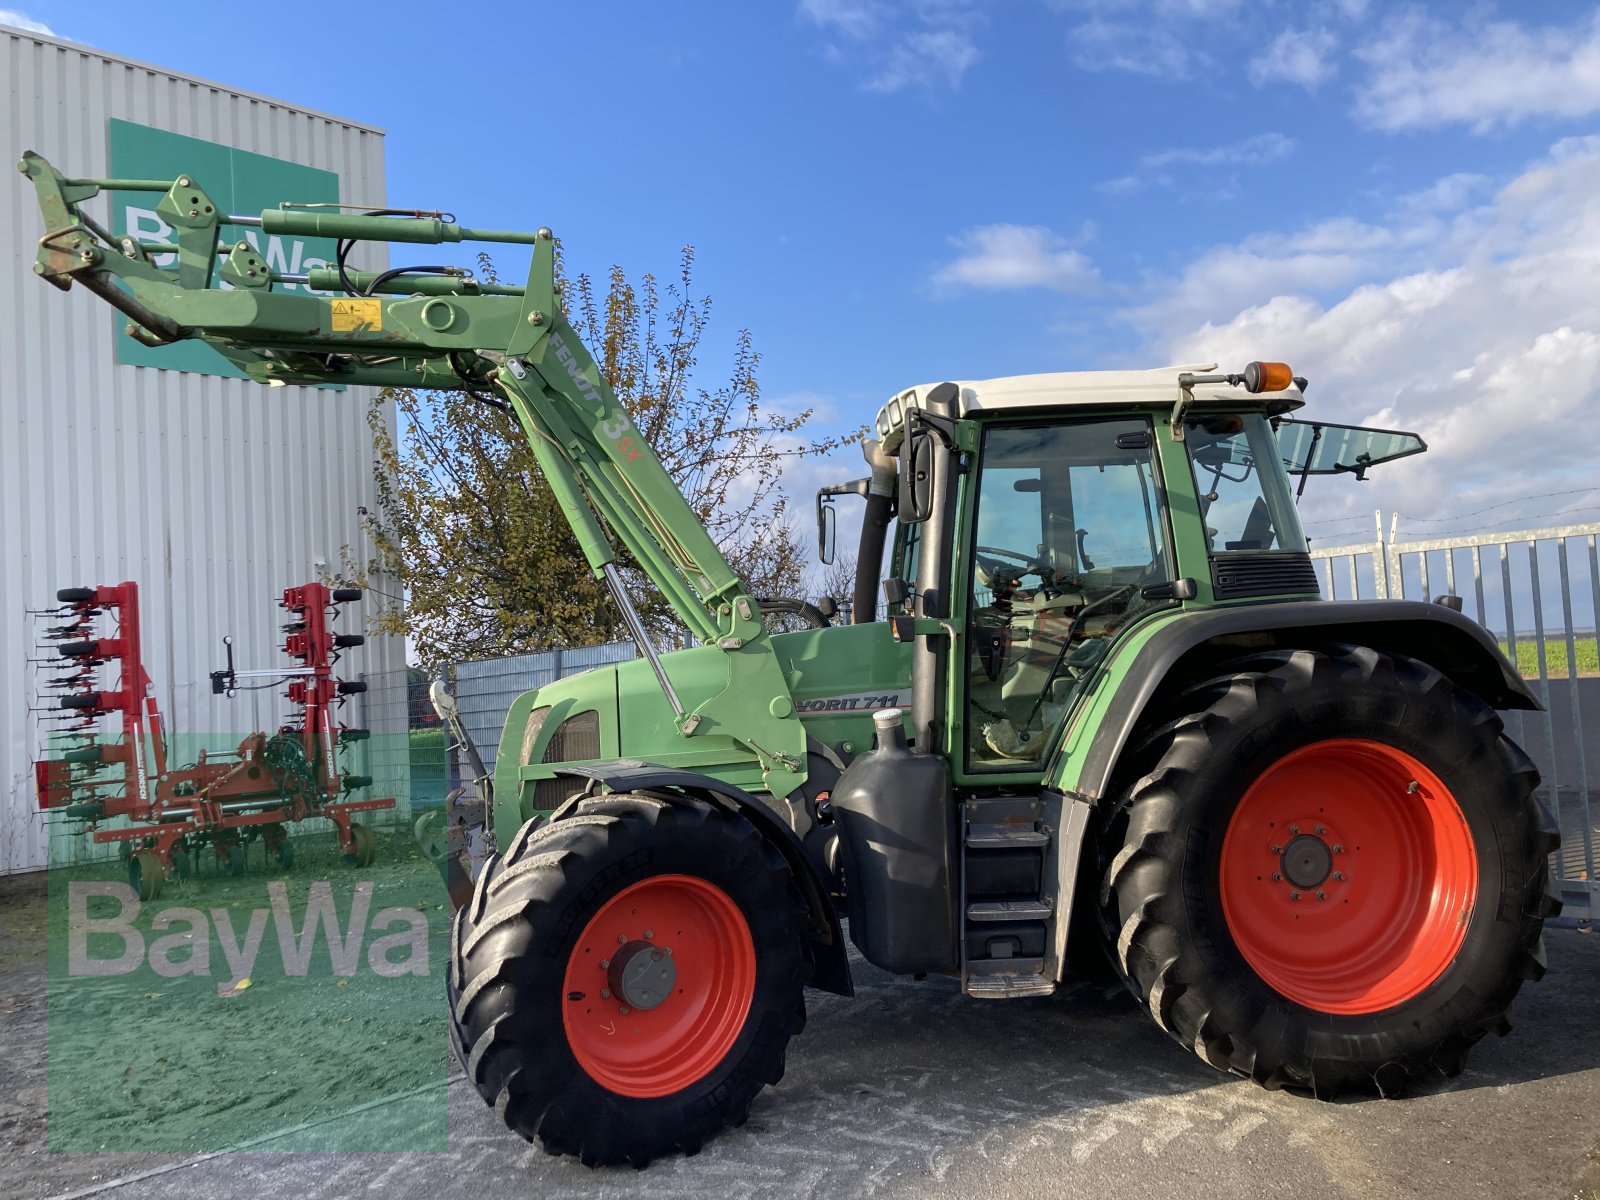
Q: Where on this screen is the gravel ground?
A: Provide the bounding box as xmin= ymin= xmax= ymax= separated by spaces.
xmin=2 ymin=867 xmax=1597 ymax=1200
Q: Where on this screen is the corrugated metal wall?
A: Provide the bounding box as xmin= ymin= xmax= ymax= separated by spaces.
xmin=1 ymin=26 xmax=405 ymax=872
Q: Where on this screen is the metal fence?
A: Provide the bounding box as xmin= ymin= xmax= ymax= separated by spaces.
xmin=1312 ymin=518 xmax=1600 ymax=921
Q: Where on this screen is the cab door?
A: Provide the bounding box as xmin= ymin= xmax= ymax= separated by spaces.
xmin=956 ymin=416 xmax=1175 ymax=782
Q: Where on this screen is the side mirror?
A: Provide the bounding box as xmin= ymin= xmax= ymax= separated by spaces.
xmin=898 ymin=426 xmax=935 ymax=525
xmin=817 ymin=497 xmax=837 ymax=565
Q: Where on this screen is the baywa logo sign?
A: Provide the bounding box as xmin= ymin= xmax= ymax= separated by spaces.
xmin=108 ymin=118 xmax=342 ymax=382
xmin=47 ymin=863 xmax=449 ymax=1152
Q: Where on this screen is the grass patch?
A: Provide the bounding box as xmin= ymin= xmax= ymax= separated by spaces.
xmin=1499 ymin=637 xmax=1600 ymax=678
xmin=45 ymin=829 xmax=451 ymax=1152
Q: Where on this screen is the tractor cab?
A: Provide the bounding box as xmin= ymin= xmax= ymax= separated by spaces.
xmin=819 ymin=366 xmax=1430 ymax=773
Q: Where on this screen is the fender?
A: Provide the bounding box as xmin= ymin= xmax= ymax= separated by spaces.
xmin=1069 ymin=599 xmax=1540 ymax=805
xmin=550 ymin=760 xmax=854 ymax=997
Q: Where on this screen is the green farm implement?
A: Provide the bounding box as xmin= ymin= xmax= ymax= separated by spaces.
xmin=21 ymin=150 xmax=1559 ymax=1166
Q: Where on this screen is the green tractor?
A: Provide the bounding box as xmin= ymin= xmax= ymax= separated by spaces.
xmin=22 ymin=152 xmax=1558 ymax=1167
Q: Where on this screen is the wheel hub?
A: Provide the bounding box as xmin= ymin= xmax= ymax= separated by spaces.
xmin=1280 ymin=833 xmax=1333 ymax=889
xmin=608 ymin=939 xmax=676 ymax=1010
xmin=561 ymin=874 xmax=757 ymax=1098
xmin=1218 ymin=739 xmax=1479 ymax=1014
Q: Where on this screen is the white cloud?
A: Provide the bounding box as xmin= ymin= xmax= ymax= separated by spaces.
xmin=1144 ymin=141 xmax=1600 ymax=533
xmin=933 ymin=224 xmax=1100 ymax=294
xmin=798 ymin=0 xmax=983 ymax=92
xmin=1143 ymin=131 xmax=1297 ymax=170
xmin=1059 ymin=0 xmax=1253 ymax=78
xmin=1099 ymin=132 xmax=1297 ymax=195
xmin=1055 ymin=0 xmax=1243 ymax=18
xmin=866 ymin=28 xmax=980 ymax=93
xmin=0 ymin=8 xmax=54 ymax=34
xmin=1068 ymin=17 xmax=1201 ymax=77
xmin=1394 ymin=172 xmax=1491 ymax=215
xmin=799 ymin=0 xmax=885 ymax=40
xmin=1248 ymin=26 xmax=1337 ymax=89
xmin=1355 ymin=9 xmax=1600 ymax=133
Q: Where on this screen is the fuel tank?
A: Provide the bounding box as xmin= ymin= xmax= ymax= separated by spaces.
xmin=830 ymin=708 xmax=958 ymax=974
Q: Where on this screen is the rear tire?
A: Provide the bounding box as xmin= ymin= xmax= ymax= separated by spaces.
xmin=1098 ymin=645 xmax=1559 ymax=1097
xmin=447 ymin=794 xmax=808 ymax=1166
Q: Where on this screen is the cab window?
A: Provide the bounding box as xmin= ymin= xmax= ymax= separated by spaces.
xmin=1186 ymin=413 xmax=1308 ymax=555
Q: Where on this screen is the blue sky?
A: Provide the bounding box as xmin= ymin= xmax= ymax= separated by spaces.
xmin=10 ymin=0 xmax=1600 ymax=551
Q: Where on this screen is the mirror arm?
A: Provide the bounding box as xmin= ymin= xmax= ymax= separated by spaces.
xmin=910 ymin=408 xmax=959 ymax=450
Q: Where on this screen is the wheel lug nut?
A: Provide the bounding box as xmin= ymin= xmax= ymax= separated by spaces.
xmin=1315 ymin=826 xmax=1326 ymax=836
xmin=1271 ymin=872 xmax=1282 ymax=882
xmin=1270 ymin=844 xmax=1282 ymax=854
xmin=600 ymin=988 xmax=611 ymax=999
xmin=643 ymin=930 xmax=653 ymax=939
xmin=1332 ymin=844 xmax=1345 ymax=854
xmin=619 ymin=1005 xmax=631 ymax=1015
xmin=1288 ymin=825 xmax=1299 ymax=835
xmin=618 ymin=935 xmax=628 ymax=944
xmin=1289 ymin=891 xmax=1301 ymax=901
xmin=1333 ymin=872 xmax=1345 ymax=881
xmin=1315 ymin=891 xmax=1327 ymax=901
xmin=599 ymin=959 xmax=609 ymax=969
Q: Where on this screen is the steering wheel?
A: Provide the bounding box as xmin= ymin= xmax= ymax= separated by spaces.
xmin=976 ymin=544 xmax=1040 ymax=566
xmin=975 ymin=545 xmax=1045 ymax=588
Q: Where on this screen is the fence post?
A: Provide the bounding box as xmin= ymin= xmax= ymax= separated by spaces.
xmin=1372 ymin=509 xmax=1389 ymax=600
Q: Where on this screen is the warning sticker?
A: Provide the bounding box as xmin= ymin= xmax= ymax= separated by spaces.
xmin=330 ymin=298 xmax=382 ymax=332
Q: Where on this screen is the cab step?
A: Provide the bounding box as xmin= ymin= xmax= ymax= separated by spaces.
xmin=965 ymin=825 xmax=1050 ymax=848
xmin=966 ymin=970 xmax=1057 ymax=999
xmin=966 ymin=899 xmax=1053 ymax=921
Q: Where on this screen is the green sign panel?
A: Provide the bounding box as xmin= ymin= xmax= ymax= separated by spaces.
xmin=108 ymin=118 xmax=341 ymax=380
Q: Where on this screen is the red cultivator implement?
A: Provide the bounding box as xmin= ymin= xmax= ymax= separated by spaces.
xmin=34 ymin=581 xmax=395 ymax=899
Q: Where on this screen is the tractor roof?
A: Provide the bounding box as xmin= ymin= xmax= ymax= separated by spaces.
xmin=874 ymin=363 xmax=1306 ymax=450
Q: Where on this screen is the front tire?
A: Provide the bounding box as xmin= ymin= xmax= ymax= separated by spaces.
xmin=1099 ymin=646 xmax=1559 ymax=1096
xmin=447 ymin=794 xmax=808 ymax=1165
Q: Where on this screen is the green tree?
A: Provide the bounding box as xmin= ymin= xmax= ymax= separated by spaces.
xmin=346 ymin=247 xmax=844 ymax=670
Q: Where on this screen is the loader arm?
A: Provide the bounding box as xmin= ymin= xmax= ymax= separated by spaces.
xmin=19 ymin=151 xmax=809 ymax=799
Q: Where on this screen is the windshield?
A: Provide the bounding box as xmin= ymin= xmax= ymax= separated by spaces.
xmin=1186 ymin=413 xmax=1308 ymax=555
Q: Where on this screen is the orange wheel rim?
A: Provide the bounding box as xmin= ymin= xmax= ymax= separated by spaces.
xmin=561 ymin=874 xmax=756 ymax=1098
xmin=1219 ymin=738 xmax=1478 ymax=1015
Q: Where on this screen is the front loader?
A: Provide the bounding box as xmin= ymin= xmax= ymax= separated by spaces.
xmin=22 ymin=152 xmax=1561 ymax=1167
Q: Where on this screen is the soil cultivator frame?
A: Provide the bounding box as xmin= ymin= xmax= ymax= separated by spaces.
xmin=34 ymin=580 xmax=394 ymax=898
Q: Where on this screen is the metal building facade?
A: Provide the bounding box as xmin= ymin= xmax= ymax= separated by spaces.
xmin=1 ymin=25 xmax=404 ymax=872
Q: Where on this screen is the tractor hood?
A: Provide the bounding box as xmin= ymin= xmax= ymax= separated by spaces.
xmin=491 ymin=621 xmax=911 ymax=842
